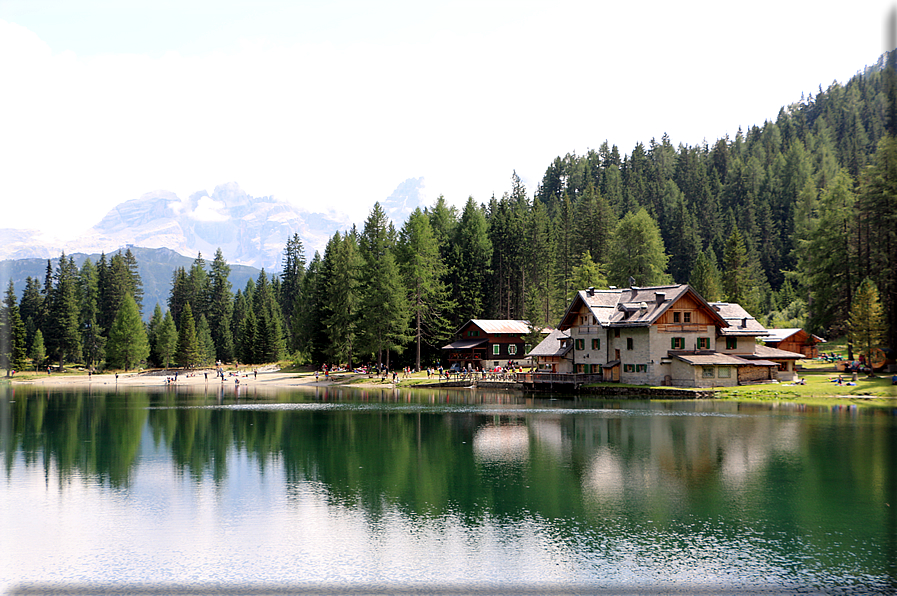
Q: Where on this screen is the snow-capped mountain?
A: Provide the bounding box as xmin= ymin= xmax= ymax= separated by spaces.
xmin=0 ymin=183 xmax=352 ymax=270
xmin=0 ymin=179 xmax=428 ymax=270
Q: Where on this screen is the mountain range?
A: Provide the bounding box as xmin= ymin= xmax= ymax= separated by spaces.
xmin=0 ymin=178 xmax=428 ymax=270
xmin=0 ymin=178 xmax=428 ymax=318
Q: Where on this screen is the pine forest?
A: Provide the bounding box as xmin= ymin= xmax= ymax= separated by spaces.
xmin=2 ymin=56 xmax=897 ymax=373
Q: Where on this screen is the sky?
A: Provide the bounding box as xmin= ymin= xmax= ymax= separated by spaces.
xmin=1 ymin=0 xmax=895 ymax=239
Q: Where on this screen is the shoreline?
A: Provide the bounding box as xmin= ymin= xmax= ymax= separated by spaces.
xmin=4 ymin=368 xmax=893 ymax=402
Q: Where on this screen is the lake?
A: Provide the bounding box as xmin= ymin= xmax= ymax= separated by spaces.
xmin=1 ymin=384 xmax=895 ymax=594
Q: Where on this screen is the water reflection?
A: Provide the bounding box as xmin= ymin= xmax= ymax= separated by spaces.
xmin=1 ymin=384 xmax=895 ymax=593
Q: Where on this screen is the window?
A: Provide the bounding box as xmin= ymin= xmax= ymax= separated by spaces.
xmin=635 ymin=364 xmax=647 ymax=373
xmin=508 ymin=345 xmax=517 ymax=355
xmin=718 ymin=366 xmax=731 ymax=378
xmin=671 ymin=337 xmax=685 ymax=349
xmin=726 ymin=337 xmax=738 ymax=350
xmin=683 ymin=312 xmax=691 ymax=323
xmin=590 ymin=364 xmax=602 ymax=374
xmin=702 ymin=366 xmax=715 ymax=378
xmin=467 ymin=329 xmax=478 ymax=337
xmin=576 ymin=364 xmax=585 ymax=373
xmin=626 ymin=337 xmax=634 ymax=350
xmin=614 ymin=329 xmax=621 ymax=338
xmin=673 ymin=311 xmax=680 ymax=323
xmin=697 ymin=337 xmax=710 ymax=349
xmin=592 ymin=338 xmax=600 ymax=350
xmin=575 ymin=339 xmax=585 ymax=351
xmin=623 ymin=364 xmax=635 ymax=372
xmin=493 ymin=344 xmax=500 ymax=355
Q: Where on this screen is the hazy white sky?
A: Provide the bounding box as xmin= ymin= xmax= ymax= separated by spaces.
xmin=1 ymin=0 xmax=893 ymax=238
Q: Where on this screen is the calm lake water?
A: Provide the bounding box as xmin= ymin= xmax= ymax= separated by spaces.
xmin=1 ymin=383 xmax=895 ymax=595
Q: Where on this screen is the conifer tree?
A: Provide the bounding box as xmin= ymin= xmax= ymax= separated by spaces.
xmin=157 ymin=310 xmax=177 ymax=368
xmin=147 ymin=303 xmax=165 ymax=367
xmin=358 ymin=204 xmax=410 ymax=367
xmin=2 ymin=280 xmax=27 ymax=374
xmin=294 ymin=251 xmax=328 ymax=365
xmin=689 ymin=250 xmax=722 ymax=302
xmin=452 ymin=198 xmax=492 ymax=324
xmin=848 ymin=278 xmax=886 ymax=371
xmin=46 ymin=253 xmax=82 ymax=368
xmin=722 ymin=227 xmax=750 ymax=304
xmin=79 ymin=258 xmax=105 ymax=368
xmin=19 ymin=276 xmax=42 ymax=351
xmin=280 ymin=234 xmax=305 ymax=349
xmin=397 ymin=207 xmax=453 ymax=370
xmin=30 ymin=329 xmax=45 ymax=371
xmin=106 ymin=294 xmax=149 ymax=371
xmin=175 ymin=303 xmax=201 ymax=369
xmin=324 ymin=231 xmax=361 ymax=367
xmin=196 ymin=314 xmax=216 ymax=366
xmin=208 ymin=248 xmax=234 ymax=363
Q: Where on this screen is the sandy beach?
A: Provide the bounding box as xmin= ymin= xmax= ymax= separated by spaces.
xmin=4 ymin=366 xmax=430 ymax=391
xmin=7 ymin=367 xmax=369 ymax=390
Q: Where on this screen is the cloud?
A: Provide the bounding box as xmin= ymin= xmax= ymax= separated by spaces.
xmin=190 ymin=196 xmax=230 ymax=222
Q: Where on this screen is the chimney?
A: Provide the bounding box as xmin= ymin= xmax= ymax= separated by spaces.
xmin=742 ymin=317 xmax=748 ymax=328
xmin=587 ymin=287 xmax=595 ymax=297
xmin=655 ymin=292 xmax=665 ymax=304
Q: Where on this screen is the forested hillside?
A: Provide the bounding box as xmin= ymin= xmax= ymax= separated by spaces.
xmin=2 ymin=55 xmax=895 ymax=373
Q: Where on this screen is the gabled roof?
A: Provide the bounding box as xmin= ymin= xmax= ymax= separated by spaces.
xmin=526 ymin=328 xmax=572 ymax=358
xmin=762 ymin=328 xmax=825 ymax=344
xmin=460 ymin=319 xmax=532 ymax=335
xmin=558 ymin=284 xmax=728 ymax=330
xmin=710 ymin=302 xmax=768 ymax=336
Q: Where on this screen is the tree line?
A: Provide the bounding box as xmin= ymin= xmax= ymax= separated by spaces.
xmin=3 ymin=53 xmax=896 ymax=373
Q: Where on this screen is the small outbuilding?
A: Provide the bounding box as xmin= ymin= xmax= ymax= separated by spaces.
xmin=762 ymin=328 xmax=825 ymax=359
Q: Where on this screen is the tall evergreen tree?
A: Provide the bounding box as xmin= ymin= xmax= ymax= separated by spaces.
xmin=280 ymin=234 xmax=306 ymax=350
xmin=79 ymin=258 xmax=105 ymax=368
xmin=397 ymin=208 xmax=454 ymax=370
xmin=46 ymin=253 xmax=82 ymax=368
xmin=147 ymin=303 xmax=165 ymax=368
xmin=2 ymin=280 xmax=27 ymax=374
xmin=324 ymin=231 xmax=362 ymax=367
xmin=106 ymin=294 xmax=149 ymax=371
xmin=176 ymin=303 xmax=202 ymax=369
xmin=157 ymin=310 xmax=177 ymax=369
xmin=452 ymin=198 xmax=492 ymax=324
xmin=196 ymin=314 xmax=216 ymax=366
xmin=208 ymin=248 xmax=234 ymax=363
xmin=29 ymin=329 xmax=45 ymax=372
xmin=848 ymin=278 xmax=886 ymax=369
xmin=689 ymin=250 xmax=722 ymax=302
xmin=358 ymin=203 xmax=410 ymax=367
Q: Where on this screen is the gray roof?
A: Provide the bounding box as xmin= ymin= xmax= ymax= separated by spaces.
xmin=710 ymin=302 xmax=769 ymax=336
xmin=562 ymin=284 xmax=728 ymax=329
xmin=526 ymin=328 xmax=572 ymax=358
xmin=762 ymin=328 xmax=825 ymax=344
xmin=748 ymin=344 xmax=805 ymax=360
xmin=672 ymin=353 xmax=750 ymax=366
